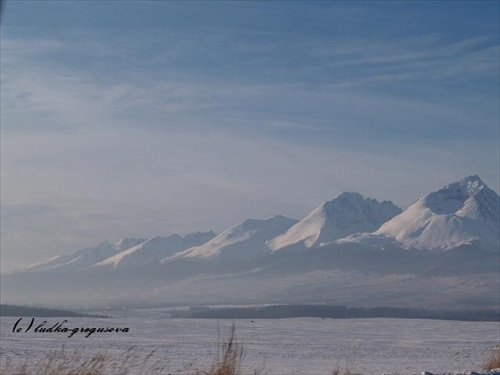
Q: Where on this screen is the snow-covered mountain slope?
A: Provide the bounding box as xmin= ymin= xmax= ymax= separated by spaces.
xmin=342 ymin=175 xmax=500 ymax=251
xmin=167 ymin=215 xmax=298 ymax=261
xmin=8 ymin=175 xmax=498 ymax=278
xmin=267 ymin=192 xmax=402 ymax=251
xmin=183 ymin=231 xmax=217 ymax=248
xmin=15 ymin=238 xmax=147 ymax=273
xmin=114 ymin=238 xmax=148 ymax=252
xmin=93 ymin=231 xmax=216 ymax=269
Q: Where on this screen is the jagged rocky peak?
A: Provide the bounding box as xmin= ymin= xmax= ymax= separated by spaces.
xmin=368 ymin=175 xmax=500 ymax=251
xmin=422 ymin=175 xmax=499 ymax=221
xmin=321 ymin=192 xmax=402 ymax=228
xmin=268 ymin=192 xmax=402 ymax=250
xmin=168 ymin=215 xmax=299 ymax=261
xmin=239 ymin=215 xmax=297 ymax=230
xmin=115 ymin=238 xmax=147 ymax=251
xmin=183 ymin=231 xmax=217 ymax=248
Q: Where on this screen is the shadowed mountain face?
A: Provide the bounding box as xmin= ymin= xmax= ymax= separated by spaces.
xmin=1 ymin=176 xmax=498 ymax=309
xmin=2 ymin=243 xmax=498 ymax=309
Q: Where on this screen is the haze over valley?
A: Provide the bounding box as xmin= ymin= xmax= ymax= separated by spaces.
xmin=2 ymin=175 xmax=498 ymax=310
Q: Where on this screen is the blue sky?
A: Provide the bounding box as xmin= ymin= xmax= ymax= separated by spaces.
xmin=1 ymin=1 xmax=499 ymax=270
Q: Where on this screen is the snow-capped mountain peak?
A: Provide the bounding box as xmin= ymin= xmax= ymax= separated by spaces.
xmin=167 ymin=215 xmax=298 ymax=261
xmin=93 ymin=231 xmax=216 ymax=269
xmin=16 ymin=232 xmax=216 ymax=273
xmin=115 ymin=238 xmax=147 ymax=251
xmin=183 ymin=231 xmax=217 ymax=248
xmin=267 ymin=192 xmax=402 ymax=251
xmin=345 ymin=175 xmax=500 ymax=251
xmin=10 ymin=175 xmax=498 ymax=276
xmin=16 ymin=240 xmax=136 ymax=273
xmin=422 ymin=175 xmax=498 ymax=222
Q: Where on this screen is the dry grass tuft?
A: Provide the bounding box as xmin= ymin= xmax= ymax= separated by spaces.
xmin=330 ymin=343 xmax=360 ymax=375
xmin=0 ymin=347 xmax=167 ymax=375
xmin=0 ymin=324 xmax=261 ymax=375
xmin=189 ymin=323 xmax=262 ymax=375
xmin=3 ymin=326 xmax=496 ymax=375
xmin=482 ymin=347 xmax=500 ymax=371
xmin=331 ymin=366 xmax=346 ymax=375
xmin=206 ymin=324 xmax=243 ymax=375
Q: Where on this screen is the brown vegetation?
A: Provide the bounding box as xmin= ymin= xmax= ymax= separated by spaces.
xmin=1 ymin=327 xmax=497 ymax=375
xmin=0 ymin=346 xmax=167 ymax=375
xmin=0 ymin=325 xmax=252 ymax=375
xmin=482 ymin=347 xmax=500 ymax=371
xmin=330 ymin=343 xmax=360 ymax=375
xmin=188 ymin=324 xmax=261 ymax=375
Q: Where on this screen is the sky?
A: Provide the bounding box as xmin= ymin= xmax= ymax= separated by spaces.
xmin=1 ymin=1 xmax=499 ymax=271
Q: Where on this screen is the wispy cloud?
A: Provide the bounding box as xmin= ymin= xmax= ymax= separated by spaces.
xmin=1 ymin=2 xmax=498 ymax=270
xmin=2 ymin=122 xmax=497 ymax=268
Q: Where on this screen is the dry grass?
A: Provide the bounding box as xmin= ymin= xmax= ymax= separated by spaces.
xmin=2 ymin=326 xmax=496 ymax=375
xmin=0 ymin=324 xmax=259 ymax=375
xmin=482 ymin=347 xmax=500 ymax=371
xmin=330 ymin=343 xmax=360 ymax=375
xmin=0 ymin=347 xmax=167 ymax=375
xmin=188 ymin=323 xmax=262 ymax=375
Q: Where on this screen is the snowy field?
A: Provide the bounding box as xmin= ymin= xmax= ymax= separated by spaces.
xmin=1 ymin=316 xmax=498 ymax=374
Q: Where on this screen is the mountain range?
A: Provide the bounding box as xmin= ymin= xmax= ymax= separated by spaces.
xmin=341 ymin=175 xmax=499 ymax=251
xmin=1 ymin=175 xmax=498 ymax=309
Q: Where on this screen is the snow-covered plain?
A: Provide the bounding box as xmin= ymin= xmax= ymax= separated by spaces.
xmin=1 ymin=316 xmax=498 ymax=374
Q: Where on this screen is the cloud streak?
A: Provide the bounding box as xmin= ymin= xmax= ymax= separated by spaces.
xmin=2 ymin=126 xmax=497 ymax=269
xmin=1 ymin=2 xmax=498 ymax=270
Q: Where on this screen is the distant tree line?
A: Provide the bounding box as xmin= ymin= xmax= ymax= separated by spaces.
xmin=0 ymin=305 xmax=107 ymax=318
xmin=171 ymin=304 xmax=500 ymax=322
